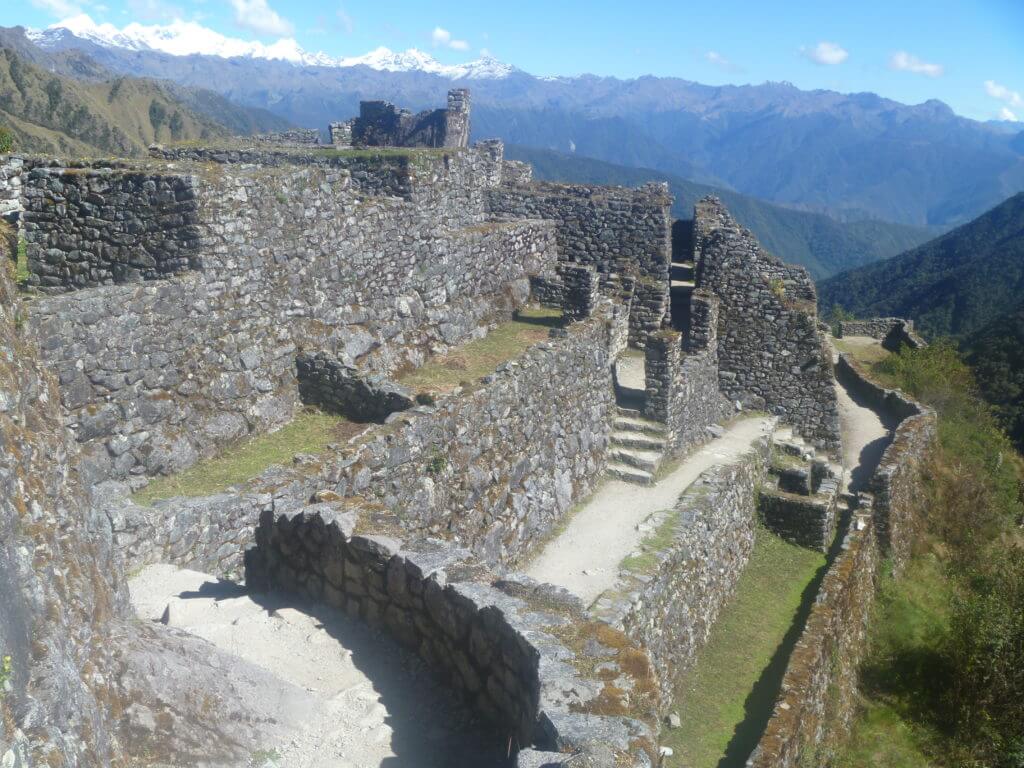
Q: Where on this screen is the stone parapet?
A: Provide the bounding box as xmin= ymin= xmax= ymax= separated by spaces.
xmin=248 ymin=503 xmax=659 ymax=767
xmin=838 ymin=317 xmax=927 ymax=352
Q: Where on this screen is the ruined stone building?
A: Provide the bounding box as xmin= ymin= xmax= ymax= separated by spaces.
xmin=0 ymin=91 xmax=935 ymax=767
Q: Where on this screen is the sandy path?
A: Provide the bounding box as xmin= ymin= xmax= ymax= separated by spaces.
xmin=130 ymin=564 xmax=503 ymax=768
xmin=524 ymin=415 xmax=775 ymax=605
xmin=831 ymin=338 xmax=894 ymax=492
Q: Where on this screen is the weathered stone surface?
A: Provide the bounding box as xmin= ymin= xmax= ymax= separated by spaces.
xmin=251 ymin=504 xmax=657 ymax=767
xmin=489 ymin=179 xmax=672 ymax=347
xmin=838 ymin=317 xmax=927 ymax=351
xmin=694 ymin=197 xmax=841 ymax=456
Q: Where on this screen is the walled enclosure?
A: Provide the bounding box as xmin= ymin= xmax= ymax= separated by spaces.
xmin=838 ymin=316 xmax=927 ymax=352
xmin=22 ymin=143 xmax=559 ymax=485
xmin=695 ymin=197 xmax=841 ymax=455
xmin=488 ymin=180 xmax=673 ymax=347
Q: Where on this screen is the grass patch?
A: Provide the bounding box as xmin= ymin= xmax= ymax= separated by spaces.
xmin=15 ymin=238 xmax=27 ymax=284
xmin=835 ymin=555 xmax=950 ymax=768
xmin=834 ymin=336 xmax=892 ymax=367
xmin=133 ymin=409 xmax=354 ymax=505
xmin=663 ymin=528 xmax=826 ymax=768
xmin=397 ymin=307 xmax=565 ymax=394
xmin=620 ymin=511 xmax=679 ymax=574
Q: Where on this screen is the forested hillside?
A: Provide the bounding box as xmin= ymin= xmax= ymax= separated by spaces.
xmin=819 ymin=192 xmax=1024 ymax=338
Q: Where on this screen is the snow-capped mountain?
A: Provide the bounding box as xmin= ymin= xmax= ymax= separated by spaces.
xmin=26 ymin=14 xmax=516 ymax=79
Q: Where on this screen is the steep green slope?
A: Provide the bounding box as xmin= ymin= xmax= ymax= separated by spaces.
xmin=818 ymin=192 xmax=1024 ymax=338
xmin=506 ymin=146 xmax=931 ymax=280
xmin=0 ymin=47 xmax=226 ymax=155
xmin=963 ymin=305 xmax=1024 ymax=449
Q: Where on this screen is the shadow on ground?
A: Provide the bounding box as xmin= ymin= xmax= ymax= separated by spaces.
xmin=177 ymin=580 xmax=511 ymax=768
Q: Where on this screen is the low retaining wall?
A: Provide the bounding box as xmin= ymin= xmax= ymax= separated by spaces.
xmin=748 ymin=355 xmax=937 ymax=765
xmin=104 ymin=309 xmax=625 ymax=574
xmin=296 ymin=352 xmax=415 ymax=421
xmin=758 ymin=490 xmax=837 ymax=552
xmin=591 ymin=433 xmax=770 ymax=700
xmin=836 ymin=354 xmax=937 ymax=567
xmin=838 ymin=317 xmax=926 ymax=352
xmin=746 ymin=514 xmax=878 ymax=768
xmin=247 ymin=503 xmax=661 ymax=767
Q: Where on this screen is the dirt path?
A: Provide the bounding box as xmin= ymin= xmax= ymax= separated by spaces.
xmin=524 ymin=415 xmax=775 ymax=605
xmin=130 ymin=564 xmax=503 ymax=768
xmin=831 ymin=337 xmax=894 ymax=492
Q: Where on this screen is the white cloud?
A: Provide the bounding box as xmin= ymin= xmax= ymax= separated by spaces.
xmin=479 ymin=47 xmax=491 ymax=57
xmin=335 ymin=5 xmax=353 ymax=34
xmin=889 ymin=51 xmax=943 ymax=78
xmin=801 ymin=41 xmax=848 ymax=66
xmin=985 ymin=80 xmax=1024 ymax=109
xmin=431 ymin=25 xmax=468 ymax=51
xmin=1000 ymin=107 xmax=1019 ymax=122
xmin=431 ymin=26 xmax=451 ymax=46
xmin=31 ymin=0 xmax=84 ymax=18
xmin=228 ymin=0 xmax=292 ymax=37
xmin=705 ymin=50 xmax=741 ymax=73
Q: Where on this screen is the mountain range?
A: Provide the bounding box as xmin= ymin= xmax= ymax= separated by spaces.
xmin=7 ymin=16 xmax=1023 ymax=230
xmin=507 ymin=146 xmax=930 ymax=280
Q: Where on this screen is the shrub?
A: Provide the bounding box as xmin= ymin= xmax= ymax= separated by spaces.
xmin=0 ymin=126 xmax=13 ymax=154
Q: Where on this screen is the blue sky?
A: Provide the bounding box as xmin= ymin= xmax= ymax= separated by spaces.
xmin=17 ymin=0 xmax=1024 ymax=122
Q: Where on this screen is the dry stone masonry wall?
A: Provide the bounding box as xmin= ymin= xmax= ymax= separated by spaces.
xmin=592 ymin=438 xmax=769 ymax=701
xmin=488 ymin=180 xmax=672 ymax=346
xmin=695 ymin=197 xmax=841 ymax=455
xmin=100 ymin=307 xmax=624 ymax=574
xmin=24 ymin=145 xmax=556 ymax=485
xmin=22 ymin=165 xmax=201 ymax=291
xmin=749 ymin=355 xmax=937 ymax=766
xmin=838 ymin=317 xmax=927 ymax=352
xmin=247 ymin=503 xmax=661 ymax=767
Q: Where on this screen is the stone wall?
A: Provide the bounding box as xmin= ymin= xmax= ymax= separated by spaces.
xmin=694 ymin=197 xmax=840 ymax=455
xmin=838 ymin=317 xmax=927 ymax=352
xmin=248 ymin=503 xmax=660 ymax=767
xmin=836 ymin=354 xmax=937 ymax=567
xmin=296 ymin=352 xmax=415 ymax=421
xmin=24 ymin=146 xmax=557 ymax=484
xmin=21 ymin=166 xmax=201 ymax=291
xmin=746 ymin=514 xmax=878 ymax=768
xmin=592 ymin=436 xmax=769 ymax=701
xmin=101 ymin=309 xmax=624 ymax=573
xmin=488 ymin=180 xmax=672 ymax=347
xmin=0 ymin=155 xmax=22 ymax=224
xmin=351 ymin=89 xmax=471 ymax=149
xmin=251 ymin=128 xmax=321 ymax=146
xmin=758 ymin=491 xmax=837 ymax=552
xmin=643 ymin=328 xmax=732 ymax=455
xmin=748 ymin=357 xmax=938 ymax=765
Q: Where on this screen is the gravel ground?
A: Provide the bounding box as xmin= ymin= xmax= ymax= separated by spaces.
xmin=130 ymin=564 xmax=506 ymax=768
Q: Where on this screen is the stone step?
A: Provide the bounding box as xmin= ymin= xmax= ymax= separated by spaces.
xmin=607 ymin=462 xmax=656 ymax=486
xmin=611 ymin=447 xmax=663 ymax=473
xmin=615 ymin=406 xmax=643 ymax=418
xmin=670 ymin=280 xmax=696 ymax=289
xmin=610 ymin=430 xmax=666 ymax=451
xmin=614 ymin=416 xmax=667 ymax=436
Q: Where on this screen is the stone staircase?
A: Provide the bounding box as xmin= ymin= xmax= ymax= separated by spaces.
xmin=771 ymin=426 xmax=844 ymax=490
xmin=607 ymin=406 xmax=667 ymax=485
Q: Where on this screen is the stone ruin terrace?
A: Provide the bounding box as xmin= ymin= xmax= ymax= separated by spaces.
xmin=0 ymin=96 xmax=938 ymax=768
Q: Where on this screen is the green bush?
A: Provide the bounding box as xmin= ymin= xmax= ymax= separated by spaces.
xmin=0 ymin=125 xmax=13 ymax=154
xmin=947 ymin=549 xmax=1024 ymax=766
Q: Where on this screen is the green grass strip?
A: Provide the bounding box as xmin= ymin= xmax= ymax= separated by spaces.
xmin=664 ymin=528 xmax=826 ymax=768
